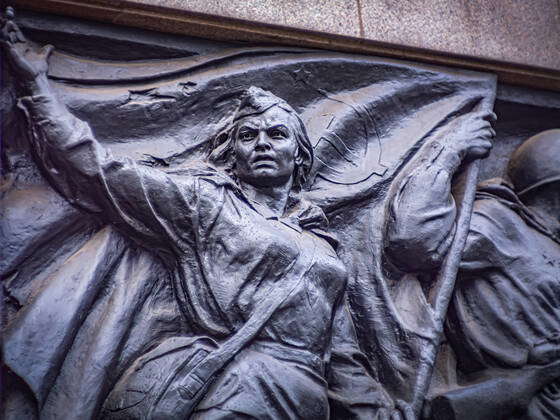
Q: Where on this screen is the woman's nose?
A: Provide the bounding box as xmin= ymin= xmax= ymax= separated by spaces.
xmin=255 ymin=131 xmax=271 ymax=150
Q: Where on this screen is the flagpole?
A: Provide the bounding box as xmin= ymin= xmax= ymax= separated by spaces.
xmin=409 ymin=158 xmax=481 ymax=418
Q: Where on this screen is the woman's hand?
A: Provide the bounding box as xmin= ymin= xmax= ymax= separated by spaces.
xmin=1 ymin=7 xmax=54 ymax=83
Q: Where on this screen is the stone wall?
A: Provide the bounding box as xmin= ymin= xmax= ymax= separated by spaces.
xmin=11 ymin=0 xmax=560 ymax=90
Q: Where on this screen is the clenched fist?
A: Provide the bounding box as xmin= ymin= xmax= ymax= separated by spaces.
xmin=447 ymin=110 xmax=497 ymax=162
xmin=1 ymin=7 xmax=54 ymax=86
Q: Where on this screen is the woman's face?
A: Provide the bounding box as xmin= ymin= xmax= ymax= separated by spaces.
xmin=233 ymin=106 xmax=300 ymax=188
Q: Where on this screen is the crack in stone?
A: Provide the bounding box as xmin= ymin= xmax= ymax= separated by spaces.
xmin=356 ymin=0 xmax=365 ymax=38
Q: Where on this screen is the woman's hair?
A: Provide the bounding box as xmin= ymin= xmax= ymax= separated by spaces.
xmin=208 ymin=102 xmax=314 ymax=191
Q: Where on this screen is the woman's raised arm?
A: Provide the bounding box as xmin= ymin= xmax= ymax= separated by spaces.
xmin=3 ymin=10 xmax=198 ymax=255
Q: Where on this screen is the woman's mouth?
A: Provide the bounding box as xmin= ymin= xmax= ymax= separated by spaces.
xmin=252 ymin=155 xmax=276 ymax=166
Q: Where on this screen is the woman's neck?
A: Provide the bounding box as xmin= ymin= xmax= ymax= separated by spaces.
xmin=239 ymin=179 xmax=293 ymax=218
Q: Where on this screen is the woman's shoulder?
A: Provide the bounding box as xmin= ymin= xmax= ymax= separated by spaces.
xmin=164 ymin=164 xmax=240 ymax=200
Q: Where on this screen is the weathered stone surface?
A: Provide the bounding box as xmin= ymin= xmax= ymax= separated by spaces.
xmin=72 ymin=0 xmax=560 ymax=71
xmin=131 ymin=0 xmax=361 ymax=37
xmin=11 ymin=0 xmax=560 ymax=90
xmin=360 ymin=0 xmax=560 ymax=70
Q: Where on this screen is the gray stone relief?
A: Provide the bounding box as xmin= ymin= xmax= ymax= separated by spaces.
xmin=2 ymin=8 xmax=560 ymax=420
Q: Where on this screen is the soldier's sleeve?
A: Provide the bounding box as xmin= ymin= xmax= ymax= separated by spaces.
xmin=458 ymin=198 xmax=513 ymax=273
xmin=385 ymin=142 xmax=460 ymax=273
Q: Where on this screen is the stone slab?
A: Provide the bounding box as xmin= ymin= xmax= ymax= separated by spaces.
xmin=130 ymin=0 xmax=361 ymax=37
xmin=10 ymin=0 xmax=560 ymax=90
xmin=110 ymin=0 xmax=560 ymax=72
xmin=360 ymin=0 xmax=560 ymax=71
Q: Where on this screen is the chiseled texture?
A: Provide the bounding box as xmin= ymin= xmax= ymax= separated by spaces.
xmin=455 ymin=186 xmax=560 ymax=418
xmin=388 ymin=164 xmax=560 ymax=417
xmin=450 ymin=184 xmax=560 ymax=373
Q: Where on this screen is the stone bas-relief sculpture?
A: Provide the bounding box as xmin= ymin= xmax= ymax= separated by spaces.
xmin=391 ymin=128 xmax=560 ymax=419
xmin=1 ymin=9 xmax=559 ymax=420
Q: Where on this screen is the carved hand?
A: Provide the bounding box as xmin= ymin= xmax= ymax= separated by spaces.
xmin=448 ymin=110 xmax=497 ymax=162
xmin=375 ymin=399 xmax=415 ymax=420
xmin=1 ymin=7 xmax=54 ymax=85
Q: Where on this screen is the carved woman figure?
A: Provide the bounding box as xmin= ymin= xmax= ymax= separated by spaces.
xmin=1 ymin=16 xmax=415 ymax=420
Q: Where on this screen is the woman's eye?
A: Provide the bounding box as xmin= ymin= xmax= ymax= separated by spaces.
xmin=239 ymin=132 xmax=254 ymax=141
xmin=271 ymin=130 xmax=285 ymax=138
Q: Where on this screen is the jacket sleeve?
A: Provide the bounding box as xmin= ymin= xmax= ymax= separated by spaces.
xmin=385 ymin=141 xmax=461 ymax=273
xmin=457 ymin=198 xmax=510 ymax=273
xmin=18 ymin=93 xmax=199 ymax=255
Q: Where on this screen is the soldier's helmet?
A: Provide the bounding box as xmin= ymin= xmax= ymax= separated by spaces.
xmin=507 ymin=129 xmax=560 ymax=197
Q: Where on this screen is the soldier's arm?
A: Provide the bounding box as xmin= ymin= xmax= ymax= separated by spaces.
xmin=385 ymin=111 xmax=495 ymax=273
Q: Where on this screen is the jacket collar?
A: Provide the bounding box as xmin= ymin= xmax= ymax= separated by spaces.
xmin=168 ymin=164 xmax=337 ymax=247
xmin=477 ymin=178 xmax=560 ymax=245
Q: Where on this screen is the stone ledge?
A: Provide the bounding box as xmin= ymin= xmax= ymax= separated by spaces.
xmin=11 ymin=0 xmax=560 ymax=90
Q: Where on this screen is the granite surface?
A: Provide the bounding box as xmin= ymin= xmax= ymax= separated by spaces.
xmin=11 ymin=0 xmax=560 ymax=89
xmin=359 ymin=0 xmax=560 ymax=70
xmin=130 ymin=0 xmax=362 ymax=37
xmin=125 ymin=0 xmax=560 ymax=70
